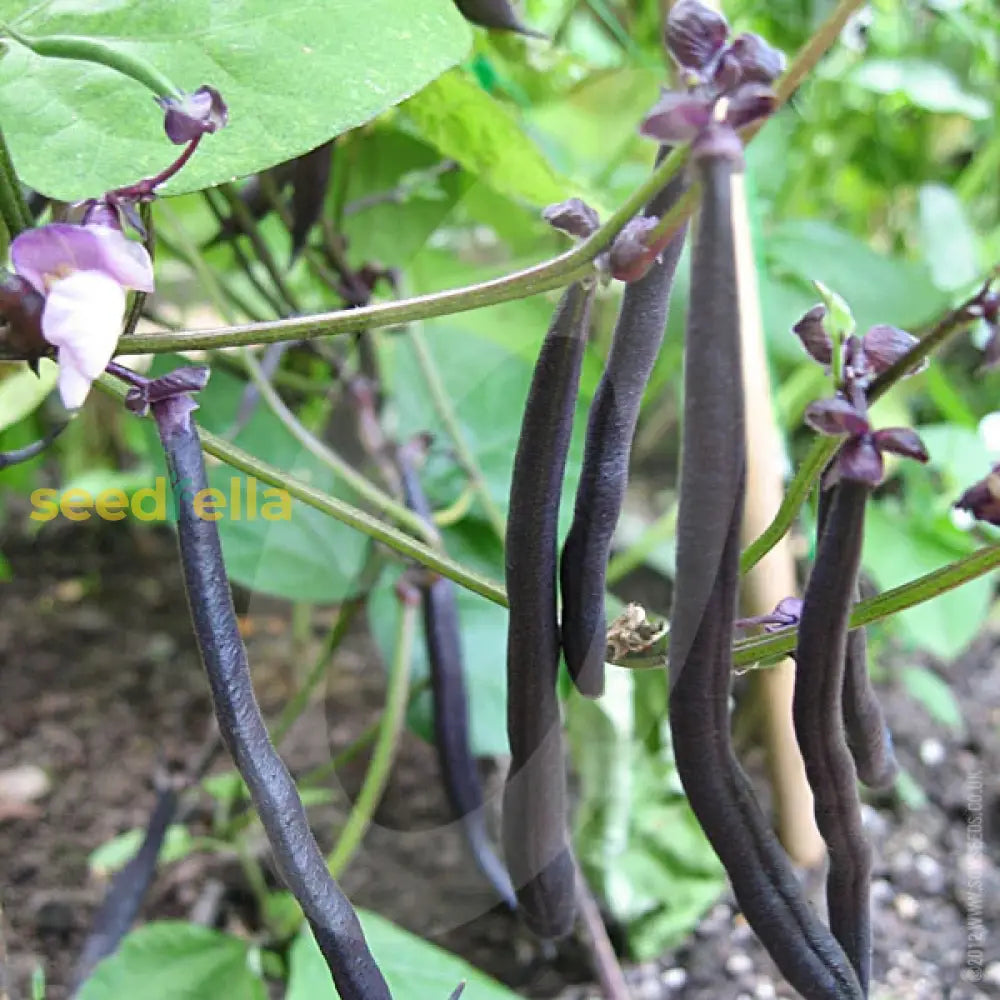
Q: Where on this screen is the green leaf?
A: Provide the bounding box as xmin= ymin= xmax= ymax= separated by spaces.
xmin=918 ymin=184 xmax=980 ymax=292
xmin=403 ymin=68 xmax=569 ymax=206
xmin=77 ymin=923 xmax=266 ymax=1000
xmin=88 ymin=825 xmax=196 ymax=877
xmin=900 ymin=665 xmax=965 ymax=733
xmin=367 ymin=567 xmax=508 ymax=756
xmin=850 ymin=59 xmax=991 ymax=120
xmin=0 ymin=0 xmax=471 ymax=200
xmin=863 ymin=503 xmax=990 ymax=659
xmin=763 ymin=220 xmax=948 ymax=352
xmin=0 ymin=360 xmax=58 ymax=433
xmin=287 ymin=913 xmax=519 ymax=1000
xmin=145 ymin=356 xmax=369 ymax=603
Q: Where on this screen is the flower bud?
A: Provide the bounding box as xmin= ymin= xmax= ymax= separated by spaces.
xmin=724 ymin=83 xmax=778 ymax=131
xmin=665 ymin=0 xmax=729 ymax=72
xmin=728 ymin=33 xmax=786 ymax=85
xmin=860 ymin=324 xmax=924 ymax=376
xmin=607 ymin=216 xmax=659 ymax=282
xmin=792 ymin=305 xmax=832 ymax=364
xmin=156 ymin=85 xmax=229 ymax=144
xmin=639 ymin=92 xmax=714 ymax=144
xmin=542 ymin=198 xmax=600 ymax=239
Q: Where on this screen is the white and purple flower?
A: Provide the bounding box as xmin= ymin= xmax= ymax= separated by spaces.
xmin=10 ymin=223 xmax=154 ymax=409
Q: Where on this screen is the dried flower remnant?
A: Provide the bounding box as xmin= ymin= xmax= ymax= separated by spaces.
xmin=542 ymin=198 xmax=600 ymax=240
xmin=9 ymin=223 xmax=154 ymax=408
xmin=156 ymin=85 xmax=229 ymax=144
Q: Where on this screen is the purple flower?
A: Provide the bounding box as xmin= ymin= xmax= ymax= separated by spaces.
xmin=156 ymin=86 xmax=229 ymax=144
xmin=805 ymin=394 xmax=928 ymax=487
xmin=10 ymin=223 xmax=154 ymax=409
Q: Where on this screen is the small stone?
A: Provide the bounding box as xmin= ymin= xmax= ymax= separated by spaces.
xmin=660 ymin=967 xmax=687 ymax=990
xmin=894 ymin=892 xmax=919 ymax=919
xmin=754 ymin=981 xmax=777 ymax=999
xmin=983 ymin=962 xmax=1000 ymax=987
xmin=726 ymin=953 xmax=754 ymax=976
xmin=919 ymin=738 xmax=946 ymax=766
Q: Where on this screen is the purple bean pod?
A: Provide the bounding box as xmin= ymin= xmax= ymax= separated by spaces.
xmin=504 ymin=280 xmax=594 ymax=938
xmin=559 ymin=147 xmax=689 ymax=697
xmin=794 ymin=479 xmax=875 ymax=992
xmin=397 ymin=444 xmax=517 ymax=909
xmin=667 ymin=152 xmax=863 ymax=1000
xmin=152 ymin=393 xmax=391 ymax=1000
xmin=816 ymin=484 xmax=898 ymax=791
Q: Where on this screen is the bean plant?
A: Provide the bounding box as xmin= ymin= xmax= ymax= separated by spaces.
xmin=0 ymin=1 xmax=997 ymax=998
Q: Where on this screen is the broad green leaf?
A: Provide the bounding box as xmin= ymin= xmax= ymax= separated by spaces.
xmin=341 ymin=128 xmax=472 ymax=268
xmin=144 ymin=356 xmax=369 ymax=603
xmin=88 ymin=825 xmax=196 ymax=877
xmin=77 ymin=922 xmax=266 ymax=1000
xmin=0 ymin=0 xmax=471 ymax=200
xmin=368 ymin=567 xmax=508 ymax=756
xmin=900 ymin=665 xmax=965 ymax=733
xmin=918 ymin=184 xmax=980 ymax=292
xmin=403 ymin=68 xmax=569 ymax=206
xmin=0 ymin=361 xmax=58 ymax=433
xmin=763 ymin=220 xmax=948 ymax=354
xmin=287 ymin=913 xmax=519 ymax=1000
xmin=863 ymin=503 xmax=990 ymax=659
xmin=850 ymin=59 xmax=991 ymax=119
xmin=913 ymin=423 xmax=993 ymax=495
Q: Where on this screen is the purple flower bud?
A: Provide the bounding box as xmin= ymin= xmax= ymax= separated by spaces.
xmin=872 ymin=427 xmax=929 ymax=463
xmin=804 ymin=396 xmax=871 ymax=437
xmin=0 ymin=269 xmax=46 ymax=360
xmin=860 ymin=324 xmax=925 ymax=376
xmin=954 ymin=466 xmax=1000 ymax=526
xmin=665 ymin=0 xmax=729 ymax=72
xmin=542 ymin=198 xmax=600 ymax=239
xmin=835 ymin=435 xmax=884 ymax=486
xmin=724 ymin=82 xmax=778 ymax=130
xmin=792 ymin=305 xmax=833 ymax=364
xmin=156 ymin=86 xmax=228 ymax=145
xmin=608 ymin=215 xmax=659 ymax=282
xmin=727 ymin=33 xmax=787 ymax=85
xmin=639 ymin=91 xmax=714 ymax=144
xmin=710 ymin=49 xmax=742 ymax=93
xmin=771 ymin=595 xmax=804 ymax=626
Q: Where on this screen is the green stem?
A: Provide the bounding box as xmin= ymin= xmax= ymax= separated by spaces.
xmin=216 ymin=183 xmax=302 ymax=314
xmin=739 ymin=436 xmax=837 ymax=575
xmin=299 ymin=678 xmax=430 ymax=789
xmin=0 ymin=125 xmax=31 ymax=237
xmin=408 ymin=325 xmax=507 ymax=540
xmin=271 ymin=589 xmax=371 ymax=745
xmin=3 ymin=27 xmax=181 ymax=98
xmin=621 ymin=541 xmax=1000 ymax=670
xmin=327 ymin=590 xmax=416 ymax=878
xmin=241 ymin=351 xmax=441 ymax=547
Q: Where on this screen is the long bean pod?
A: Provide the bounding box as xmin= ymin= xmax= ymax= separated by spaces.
xmin=152 ymin=391 xmax=391 ymax=1000
xmin=397 ymin=443 xmax=517 ymax=909
xmin=816 ymin=483 xmax=897 ymax=790
xmin=795 ymin=480 xmax=874 ymax=992
xmin=559 ymin=148 xmax=689 ymax=697
xmin=668 ymin=149 xmax=863 ymax=1000
xmin=504 ymin=280 xmax=594 ymax=938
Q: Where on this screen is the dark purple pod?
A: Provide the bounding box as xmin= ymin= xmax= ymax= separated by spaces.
xmin=397 ymin=442 xmax=516 ymax=909
xmin=290 ymin=142 xmax=334 ymax=260
xmin=667 ymin=146 xmax=864 ymax=1000
xmin=794 ymin=480 xmax=875 ymax=992
xmin=453 ymin=0 xmax=546 ymax=37
xmin=152 ymin=391 xmax=391 ymax=1000
xmin=560 ymin=148 xmax=689 ymax=697
xmin=504 ymin=281 xmax=594 ymax=938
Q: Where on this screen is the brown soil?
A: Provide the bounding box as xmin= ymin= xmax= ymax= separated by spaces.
xmin=1 ymin=521 xmax=998 ymax=999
